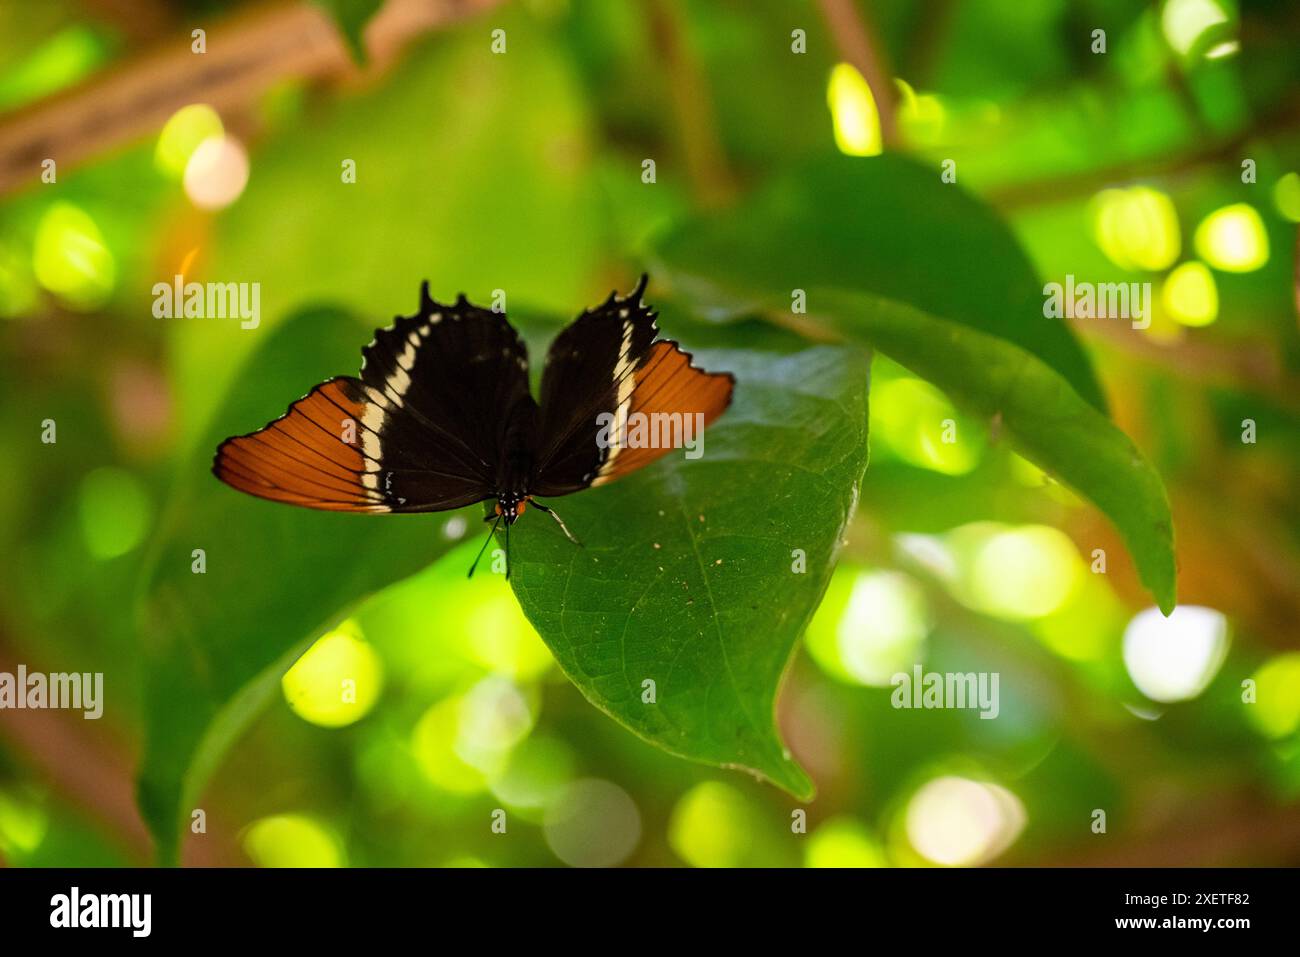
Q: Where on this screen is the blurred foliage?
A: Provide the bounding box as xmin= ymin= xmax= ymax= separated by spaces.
xmin=1 ymin=0 xmax=1299 ymax=869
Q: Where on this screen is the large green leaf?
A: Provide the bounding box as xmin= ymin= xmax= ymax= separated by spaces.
xmin=685 ymin=283 xmax=1176 ymax=614
xmin=135 ymin=306 xmax=466 ymax=863
xmin=652 ymin=152 xmax=1107 ymax=412
xmin=653 ymin=158 xmax=1176 ymax=614
xmin=507 ymin=343 xmax=871 ymax=800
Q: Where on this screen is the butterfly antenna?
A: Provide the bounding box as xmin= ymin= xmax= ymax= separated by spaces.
xmin=467 ymin=514 xmax=501 ymax=579
xmin=504 ymin=519 xmax=512 ymax=580
xmin=532 ymin=501 xmax=582 ymax=546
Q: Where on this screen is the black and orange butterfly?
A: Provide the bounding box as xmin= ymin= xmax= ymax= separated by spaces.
xmin=212 ymin=275 xmax=734 ymax=576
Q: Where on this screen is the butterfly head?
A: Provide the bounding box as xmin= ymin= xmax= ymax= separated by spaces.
xmin=494 ymin=493 xmax=528 ymax=525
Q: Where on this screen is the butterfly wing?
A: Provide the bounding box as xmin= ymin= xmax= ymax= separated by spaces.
xmin=530 ymin=275 xmax=734 ymax=496
xmin=213 ymin=283 xmax=534 ymax=512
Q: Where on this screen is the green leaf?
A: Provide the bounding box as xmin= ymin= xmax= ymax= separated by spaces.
xmin=653 ymin=155 xmax=1176 ymax=614
xmin=135 ymin=306 xmax=464 ymax=863
xmin=507 ymin=343 xmax=871 ymax=800
xmin=313 ymin=0 xmax=384 ymax=66
xmin=653 ymin=152 xmax=1108 ymax=412
xmin=701 ymin=285 xmax=1176 ymax=615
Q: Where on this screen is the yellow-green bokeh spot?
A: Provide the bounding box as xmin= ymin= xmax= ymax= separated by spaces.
xmin=1272 ymin=172 xmax=1300 ymax=222
xmin=806 ymin=565 xmax=930 ymax=687
xmin=155 ymin=103 xmax=224 ymax=180
xmin=871 ymin=375 xmax=982 ymax=475
xmin=1161 ymin=260 xmax=1218 ymax=327
xmin=243 ymin=814 xmax=344 ymax=867
xmin=806 ymin=816 xmax=887 ymax=868
xmin=33 ymin=202 xmax=116 ymax=310
xmin=1090 ymin=186 xmax=1180 ymax=272
xmin=281 ymin=622 xmax=384 ymax=728
xmin=827 ymin=63 xmax=882 ymax=157
xmin=1245 ymin=653 xmax=1300 ymax=739
xmin=1194 ymin=203 xmax=1268 ymax=272
xmin=668 ymin=782 xmax=758 ymax=868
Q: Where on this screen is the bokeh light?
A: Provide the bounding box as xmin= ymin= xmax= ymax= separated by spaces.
xmin=1272 ymin=172 xmax=1300 ymax=222
xmin=1161 ymin=0 xmax=1233 ymax=58
xmin=488 ymin=736 xmax=576 ymax=816
xmin=1244 ymin=653 xmax=1300 ymax=739
xmin=871 ymin=375 xmax=981 ymax=475
xmin=411 ymin=677 xmax=536 ymax=794
xmin=183 ymin=135 xmax=250 ymax=210
xmin=412 ymin=695 xmax=489 ymax=794
xmin=904 ymin=776 xmax=1025 ymax=866
xmin=281 ymin=623 xmax=384 ymax=728
xmin=827 ymin=63 xmax=883 ymax=157
xmin=668 ymin=781 xmax=755 ymax=867
xmin=155 ymin=104 xmax=224 ymax=179
xmin=243 ymin=814 xmax=344 ymax=867
xmin=806 ymin=567 xmax=930 ymax=686
xmin=0 ymin=790 xmax=48 ymax=858
xmin=1194 ymin=203 xmax=1269 ymax=272
xmin=33 ymin=202 xmax=116 ymax=309
xmin=1161 ymin=260 xmax=1218 ymax=326
xmin=805 ymin=816 xmax=886 ymax=867
xmin=456 ymin=676 xmax=536 ymax=767
xmin=78 ymin=467 xmax=150 ymax=559
xmin=1123 ymin=605 xmax=1229 ymax=703
xmin=1091 ymin=186 xmax=1181 ymax=271
xmin=964 ymin=524 xmax=1083 ymax=621
xmin=544 ymin=779 xmax=641 ymax=867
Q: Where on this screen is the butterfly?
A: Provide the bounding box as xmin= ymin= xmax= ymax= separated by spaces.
xmin=212 ymin=275 xmax=734 ymax=577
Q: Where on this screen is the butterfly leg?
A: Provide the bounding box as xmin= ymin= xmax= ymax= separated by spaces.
xmin=467 ymin=514 xmax=502 ymax=578
xmin=531 ymin=500 xmax=582 ymax=547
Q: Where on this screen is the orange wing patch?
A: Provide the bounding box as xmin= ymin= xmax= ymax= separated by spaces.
xmin=213 ymin=377 xmax=392 ymax=512
xmin=592 ymin=340 xmax=734 ymax=486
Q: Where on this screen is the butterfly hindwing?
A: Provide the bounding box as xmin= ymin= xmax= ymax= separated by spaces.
xmin=530 ymin=275 xmax=734 ymax=496
xmin=213 ymin=284 xmax=533 ymax=512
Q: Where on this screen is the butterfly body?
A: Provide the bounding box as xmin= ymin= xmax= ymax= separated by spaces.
xmin=213 ymin=276 xmax=734 ymax=569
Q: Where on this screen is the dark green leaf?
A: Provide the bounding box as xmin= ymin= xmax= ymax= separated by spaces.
xmin=507 ymin=343 xmax=871 ymax=800
xmin=653 ymin=152 xmax=1107 ymax=412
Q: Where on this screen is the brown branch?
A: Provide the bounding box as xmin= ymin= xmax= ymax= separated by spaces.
xmin=0 ymin=646 xmax=245 ymax=865
xmin=645 ymin=0 xmax=737 ymax=207
xmin=0 ymin=0 xmax=503 ymax=197
xmin=816 ymin=0 xmax=900 ymax=148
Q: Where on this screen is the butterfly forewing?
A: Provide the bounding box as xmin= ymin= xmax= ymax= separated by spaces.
xmin=213 ymin=284 xmax=532 ymax=512
xmin=530 ymin=275 xmax=734 ymax=496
